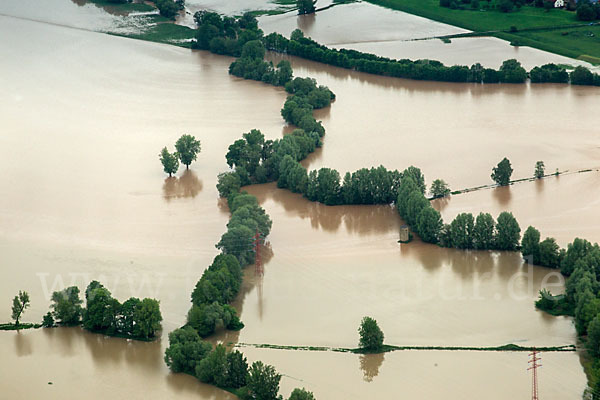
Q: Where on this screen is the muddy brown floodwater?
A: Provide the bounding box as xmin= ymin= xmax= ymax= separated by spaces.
xmin=0 ymin=0 xmax=595 ymax=399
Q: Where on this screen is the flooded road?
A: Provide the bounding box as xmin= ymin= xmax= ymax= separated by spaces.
xmin=0 ymin=1 xmax=596 ymax=399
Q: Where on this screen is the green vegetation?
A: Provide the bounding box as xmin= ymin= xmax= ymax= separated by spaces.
xmin=11 ymin=290 xmax=30 ymax=326
xmin=159 ymin=147 xmax=179 ymax=177
xmin=247 ymin=361 xmax=282 ymax=400
xmin=534 ymin=161 xmax=545 ymax=178
xmin=0 ymin=323 xmax=41 ymax=331
xmin=51 ymin=286 xmax=83 ymax=325
xmin=42 ymin=312 xmax=54 ymax=328
xmin=81 ymin=281 xmax=162 ymax=339
xmin=119 ymin=24 xmax=196 ymax=47
xmin=363 ymin=0 xmax=600 ymax=60
xmin=430 ymin=179 xmax=451 ymax=198
xmin=289 ymin=388 xmax=316 ymax=400
xmin=175 ymin=134 xmax=201 ymax=169
xmin=491 ymin=157 xmax=513 ymax=186
xmin=155 ymin=0 xmax=180 ymax=19
xmin=297 ymin=0 xmax=317 ymax=14
xmin=358 ymin=316 xmax=385 ymax=352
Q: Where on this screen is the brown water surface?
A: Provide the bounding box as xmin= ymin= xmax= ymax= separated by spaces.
xmin=0 ymin=2 xmax=595 ymax=399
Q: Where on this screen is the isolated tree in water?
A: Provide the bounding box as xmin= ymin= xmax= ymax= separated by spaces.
xmin=160 ymin=147 xmax=179 ymax=177
xmin=175 ymin=134 xmax=201 ymax=169
xmin=491 ymin=157 xmax=513 ymax=186
xmin=297 ymin=0 xmax=316 ymax=14
xmin=429 ymin=179 xmax=450 ymax=198
xmin=11 ymin=290 xmax=30 ymax=326
xmin=534 ymin=161 xmax=545 ymax=179
xmin=358 ymin=316 xmax=384 ymax=351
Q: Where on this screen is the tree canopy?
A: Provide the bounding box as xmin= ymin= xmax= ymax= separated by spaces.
xmin=11 ymin=290 xmax=30 ymax=326
xmin=358 ymin=316 xmax=384 ymax=351
xmin=175 ymin=134 xmax=201 ymax=169
xmin=491 ymin=157 xmax=513 ymax=186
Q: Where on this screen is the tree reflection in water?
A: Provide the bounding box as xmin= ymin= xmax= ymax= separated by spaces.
xmin=359 ymin=352 xmax=385 ymax=382
xmin=162 ymin=169 xmax=203 ymax=201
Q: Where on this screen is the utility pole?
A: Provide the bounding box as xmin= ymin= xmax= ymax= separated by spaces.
xmin=253 ymin=229 xmax=263 ymax=276
xmin=528 ymin=347 xmax=542 ymax=400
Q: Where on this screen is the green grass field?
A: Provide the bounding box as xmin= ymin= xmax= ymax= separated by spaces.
xmin=363 ymin=0 xmax=600 ymax=60
xmin=118 ymin=23 xmax=196 ymax=47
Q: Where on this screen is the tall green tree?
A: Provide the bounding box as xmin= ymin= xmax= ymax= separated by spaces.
xmin=539 ymin=237 xmax=561 ymax=268
xmin=534 ymin=161 xmax=545 ymax=179
xmin=175 ymin=134 xmax=201 ymax=169
xmin=449 ymin=213 xmax=475 ymax=249
xmin=495 ymin=212 xmax=521 ymax=251
xmin=11 ymin=291 xmax=30 ymax=326
xmin=247 ymin=361 xmax=282 ymax=400
xmin=473 ymin=212 xmax=495 ymax=250
xmin=491 ymin=157 xmax=513 ymax=186
xmin=402 ymin=166 xmax=426 ymax=195
xmin=160 ymin=147 xmax=179 ymax=177
xmin=297 ymin=0 xmax=316 ymax=15
xmin=133 ymin=298 xmax=162 ymax=339
xmin=430 ymin=179 xmax=450 ymax=198
xmin=417 ymin=207 xmax=442 ymax=244
xmin=521 ymin=226 xmax=541 ymax=264
xmin=358 ymin=316 xmax=384 ymax=351
xmin=51 ymin=286 xmax=83 ymax=325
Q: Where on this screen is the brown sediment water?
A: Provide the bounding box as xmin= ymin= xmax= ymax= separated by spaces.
xmin=433 ymin=171 xmax=600 ymax=246
xmin=0 ymin=1 xmax=595 ymax=398
xmin=266 ymin=53 xmax=600 ymax=191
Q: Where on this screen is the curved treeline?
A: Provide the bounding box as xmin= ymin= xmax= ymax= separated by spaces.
xmin=166 ymin=13 xmax=313 ymax=400
xmin=264 ymin=29 xmax=600 ymax=86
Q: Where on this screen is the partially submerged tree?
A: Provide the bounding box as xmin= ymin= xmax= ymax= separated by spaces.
xmin=358 ymin=316 xmax=384 ymax=351
xmin=534 ymin=161 xmax=545 ymax=179
xmin=175 ymin=134 xmax=202 ymax=169
xmin=297 ymin=0 xmax=316 ymax=15
xmin=430 ymin=179 xmax=450 ymax=198
xmin=160 ymin=147 xmax=179 ymax=177
xmin=491 ymin=157 xmax=513 ymax=186
xmin=11 ymin=291 xmax=30 ymax=326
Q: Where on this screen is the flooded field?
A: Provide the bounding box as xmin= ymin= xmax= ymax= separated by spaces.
xmin=259 ymin=1 xmax=596 ymax=69
xmin=0 ymin=1 xmax=596 ymax=399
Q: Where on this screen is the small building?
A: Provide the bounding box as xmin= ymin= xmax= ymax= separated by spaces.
xmin=399 ymin=225 xmax=410 ymax=243
xmin=554 ymin=0 xmax=565 ymax=7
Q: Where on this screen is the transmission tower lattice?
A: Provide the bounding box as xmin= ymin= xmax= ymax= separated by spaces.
xmin=528 ymin=348 xmax=542 ymax=400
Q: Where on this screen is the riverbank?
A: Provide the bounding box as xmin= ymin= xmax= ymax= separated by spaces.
xmin=363 ymin=0 xmax=600 ymax=62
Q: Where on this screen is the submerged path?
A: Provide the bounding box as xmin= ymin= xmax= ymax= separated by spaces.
xmin=235 ymin=342 xmax=577 ymax=354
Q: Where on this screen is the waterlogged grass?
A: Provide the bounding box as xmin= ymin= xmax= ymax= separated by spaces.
xmin=0 ymin=323 xmax=42 ymax=331
xmin=117 ymin=23 xmax=196 ymax=47
xmin=236 ymin=342 xmax=577 ymax=354
xmin=363 ymin=0 xmax=600 ymax=59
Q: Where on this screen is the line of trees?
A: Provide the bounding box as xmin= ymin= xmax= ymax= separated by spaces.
xmin=81 ymin=281 xmax=163 ymax=340
xmin=264 ymin=29 xmax=600 ymax=86
xmin=530 ymin=234 xmax=600 ymax=394
xmin=230 ymin=40 xmax=294 ymax=86
xmin=28 ymin=283 xmax=163 ymax=340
